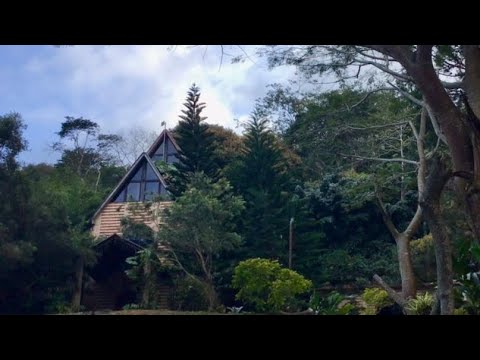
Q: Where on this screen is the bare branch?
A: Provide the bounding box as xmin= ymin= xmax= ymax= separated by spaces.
xmin=375 ymin=190 xmax=400 ymax=239
xmin=425 ymin=105 xmax=448 ymax=145
xmin=355 ymin=59 xmax=412 ymax=82
xmin=236 ymin=45 xmax=257 ymax=64
xmin=340 ymin=153 xmax=418 ymax=165
xmin=346 ymin=120 xmax=410 ymax=131
xmin=387 ymin=81 xmax=424 ymax=107
xmin=373 ymin=274 xmax=407 ymax=308
xmin=218 ymin=45 xmax=224 ymax=71
xmin=365 ymin=45 xmax=414 ymax=68
xmin=404 ymin=106 xmax=428 ymax=237
xmin=442 ymin=81 xmax=463 ymax=89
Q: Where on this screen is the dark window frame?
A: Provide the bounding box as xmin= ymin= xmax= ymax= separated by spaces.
xmin=114 ymin=160 xmax=164 ymax=203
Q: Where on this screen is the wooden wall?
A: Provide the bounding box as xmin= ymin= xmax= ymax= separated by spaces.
xmin=92 ymin=201 xmax=173 ymax=239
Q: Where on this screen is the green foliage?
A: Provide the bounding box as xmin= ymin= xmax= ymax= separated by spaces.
xmin=309 ymin=291 xmax=355 ymax=315
xmin=405 ymin=292 xmax=434 ymax=315
xmin=232 ymin=258 xmax=282 ymax=312
xmin=0 ymin=113 xmax=99 ymax=314
xmin=173 ymin=84 xmax=219 ymax=195
xmin=411 ymin=234 xmax=436 ymax=282
xmin=269 ymin=268 xmax=313 ymax=312
xmin=0 ymin=112 xmax=27 ymax=165
xmin=122 ymin=303 xmax=141 ymax=310
xmin=57 ymin=116 xmax=99 ymax=139
xmin=232 ymin=258 xmax=312 ymax=312
xmin=453 ymin=240 xmax=480 ymax=315
xmin=158 ymin=173 xmax=244 ymax=309
xmin=231 ymin=112 xmax=293 ymax=260
xmin=171 ymin=276 xmax=209 ymax=311
xmin=453 ymin=307 xmax=468 ymax=315
xmin=361 ymin=288 xmax=393 ymax=315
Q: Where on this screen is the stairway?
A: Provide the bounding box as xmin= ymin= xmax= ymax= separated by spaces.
xmin=92 ymin=284 xmax=116 ymax=310
xmin=157 ymin=285 xmax=171 ymax=310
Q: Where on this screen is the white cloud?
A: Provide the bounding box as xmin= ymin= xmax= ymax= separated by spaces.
xmin=18 ymin=45 xmax=297 ymax=163
xmin=16 ymin=45 xmax=294 ymax=162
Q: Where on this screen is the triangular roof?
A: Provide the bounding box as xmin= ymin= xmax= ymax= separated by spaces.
xmin=91 ymin=153 xmax=168 ymax=221
xmin=146 ymin=129 xmax=181 ymax=158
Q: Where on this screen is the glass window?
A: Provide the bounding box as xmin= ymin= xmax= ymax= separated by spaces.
xmin=131 ymin=165 xmax=143 ymax=181
xmin=126 ymin=182 xmax=141 ymax=202
xmin=114 ymin=188 xmax=126 ymax=203
xmin=145 ymin=163 xmax=158 ymax=181
xmin=167 ymin=154 xmax=179 ymax=164
xmin=144 ymin=182 xmax=159 ymax=201
xmin=160 ymin=183 xmax=167 ymax=195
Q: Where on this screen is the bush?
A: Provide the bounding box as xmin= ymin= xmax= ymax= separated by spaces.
xmin=361 ymin=287 xmax=393 ymax=315
xmin=411 ymin=234 xmax=436 ymax=282
xmin=232 ymin=258 xmax=313 ymax=313
xmin=172 ymin=277 xmax=209 ymax=311
xmin=123 ymin=303 xmax=141 ymax=310
xmin=309 ymin=291 xmax=356 ymax=315
xmin=269 ymin=269 xmax=313 ymax=312
xmin=405 ymin=292 xmax=434 ymax=315
xmin=453 ymin=307 xmax=468 ymax=315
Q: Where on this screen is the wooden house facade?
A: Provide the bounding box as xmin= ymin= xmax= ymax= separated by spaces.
xmin=79 ymin=129 xmax=180 ymax=311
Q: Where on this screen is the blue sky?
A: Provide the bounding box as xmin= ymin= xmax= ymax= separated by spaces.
xmin=0 ymin=45 xmax=296 ymax=165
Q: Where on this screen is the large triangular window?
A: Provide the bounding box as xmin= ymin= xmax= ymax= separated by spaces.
xmin=151 ymin=135 xmax=179 ymax=164
xmin=113 ymin=159 xmax=166 ymax=203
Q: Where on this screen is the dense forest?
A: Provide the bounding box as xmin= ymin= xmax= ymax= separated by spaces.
xmin=1 ymin=45 xmax=480 ymax=315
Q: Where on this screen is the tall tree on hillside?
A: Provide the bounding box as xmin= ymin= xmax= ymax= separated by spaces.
xmin=172 ymin=84 xmax=218 ymax=195
xmin=53 ymin=116 xmax=124 ymax=192
xmin=255 ymin=45 xmax=480 ymax=314
xmin=233 ymin=112 xmax=291 ymax=261
xmin=157 ymin=173 xmax=244 ymax=311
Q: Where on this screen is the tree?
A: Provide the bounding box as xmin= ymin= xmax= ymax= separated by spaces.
xmin=173 ymin=84 xmax=218 ymax=195
xmin=110 ymin=127 xmax=159 ymax=167
xmin=232 ymin=112 xmax=292 ymax=261
xmin=53 ymin=116 xmax=123 ymax=192
xmin=254 ymin=45 xmax=479 ymax=314
xmin=232 ymin=258 xmax=312 ymax=313
xmin=0 ymin=114 xmax=97 ymax=314
xmin=157 ymin=173 xmax=244 ymax=311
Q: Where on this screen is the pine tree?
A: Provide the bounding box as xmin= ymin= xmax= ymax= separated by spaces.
xmin=234 ymin=112 xmax=291 ymax=261
xmin=173 ymin=84 xmax=218 ymax=195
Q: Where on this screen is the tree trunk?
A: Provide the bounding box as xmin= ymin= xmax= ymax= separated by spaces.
xmin=420 ymin=157 xmax=454 ymax=314
xmin=398 ymin=48 xmax=480 ymax=242
xmin=397 ymin=234 xmax=416 ymax=299
xmin=142 ymin=260 xmax=151 ymax=308
xmin=204 ymin=280 xmax=219 ymax=312
xmin=71 ymin=256 xmax=84 ymax=312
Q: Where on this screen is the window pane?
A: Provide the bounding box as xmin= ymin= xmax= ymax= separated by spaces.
xmin=160 ymin=183 xmax=167 ymax=195
xmin=168 ymin=140 xmax=177 ymax=154
xmin=131 ymin=165 xmax=143 ymax=181
xmin=144 ymin=182 xmax=159 ymax=201
xmin=167 ymin=154 xmax=179 ymax=164
xmin=152 ymin=154 xmax=163 ymax=162
xmin=145 ymin=163 xmax=158 ymax=181
xmin=126 ymin=182 xmax=141 ymax=202
xmin=114 ymin=188 xmax=126 ymax=202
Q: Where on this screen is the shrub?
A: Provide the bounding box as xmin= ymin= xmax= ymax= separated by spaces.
xmin=123 ymin=303 xmax=141 ymax=310
xmin=453 ymin=307 xmax=468 ymax=315
xmin=361 ymin=287 xmax=393 ymax=315
xmin=172 ymin=277 xmax=209 ymax=311
xmin=309 ymin=291 xmax=355 ymax=315
xmin=405 ymin=292 xmax=434 ymax=315
xmin=411 ymin=234 xmax=436 ymax=282
xmin=232 ymin=258 xmax=313 ymax=313
xmin=269 ymin=268 xmax=313 ymax=312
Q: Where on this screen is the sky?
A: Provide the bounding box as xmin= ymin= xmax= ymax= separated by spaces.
xmin=0 ymin=45 xmax=297 ymax=165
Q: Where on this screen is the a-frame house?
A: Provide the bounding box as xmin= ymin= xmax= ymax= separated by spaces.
xmin=79 ymin=129 xmax=180 ymax=311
